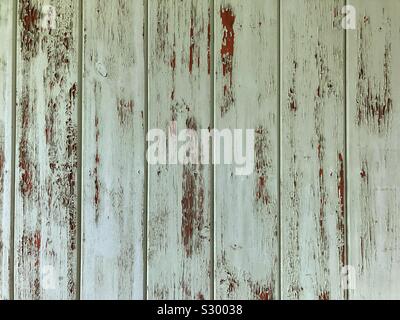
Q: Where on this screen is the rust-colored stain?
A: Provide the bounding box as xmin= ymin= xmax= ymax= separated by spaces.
xmin=288 ymin=61 xmax=298 ymax=112
xmin=317 ymin=141 xmax=326 ymax=238
xmin=66 ymin=84 xmax=78 ymax=254
xmin=20 ymin=231 xmax=42 ymax=298
xmin=182 ymin=282 xmax=191 ymax=298
xmin=196 ymin=292 xmax=205 ymax=300
xmin=220 ymin=6 xmax=236 ymax=116
xmin=319 ymin=291 xmax=330 ymax=300
xmin=15 ymin=0 xmax=78 ymax=300
xmin=181 ymin=117 xmax=205 ymax=257
xmin=255 ymin=127 xmax=271 ymax=206
xmin=188 ymin=6 xmax=202 ymax=74
xmin=258 ymin=290 xmax=272 ymax=300
xmin=227 ymin=273 xmax=238 ymax=294
xmin=170 ymin=49 xmax=176 ymax=71
xmin=94 ymin=116 xmax=101 ymax=223
xmin=19 ymin=95 xmax=33 ymax=197
xmin=45 ymin=99 xmax=56 ymax=145
xmin=247 ymin=280 xmax=274 ymax=300
xmin=357 ymin=21 xmax=392 ymax=132
xmin=117 ymin=99 xmax=134 ymax=125
xmin=189 ymin=16 xmax=195 ymax=74
xmin=337 ymin=153 xmax=346 ymax=266
xmin=20 ymin=0 xmax=40 ymax=60
xmin=360 ymin=160 xmax=368 ymax=183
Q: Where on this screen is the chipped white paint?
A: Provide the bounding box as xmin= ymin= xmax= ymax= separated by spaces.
xmin=81 ymin=0 xmax=145 ymax=299
xmin=147 ymin=0 xmax=212 ymax=300
xmin=347 ymin=0 xmax=400 ymax=300
xmin=281 ymin=0 xmax=346 ymax=300
xmin=15 ymin=0 xmax=79 ymax=300
xmin=0 ymin=0 xmax=13 ymax=300
xmin=214 ymin=0 xmax=279 ymax=300
xmin=0 ymin=0 xmax=399 ymax=301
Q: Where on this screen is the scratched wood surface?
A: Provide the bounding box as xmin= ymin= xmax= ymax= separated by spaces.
xmin=81 ymin=0 xmax=145 ymax=300
xmin=147 ymin=0 xmax=212 ymax=300
xmin=281 ymin=0 xmax=346 ymax=300
xmin=214 ymin=0 xmax=279 ymax=300
xmin=0 ymin=0 xmax=12 ymax=300
xmin=15 ymin=0 xmax=79 ymax=299
xmin=347 ymin=0 xmax=400 ymax=299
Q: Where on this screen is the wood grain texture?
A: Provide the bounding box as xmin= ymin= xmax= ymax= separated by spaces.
xmin=347 ymin=0 xmax=400 ymax=299
xmin=0 ymin=0 xmax=13 ymax=300
xmin=281 ymin=0 xmax=346 ymax=300
xmin=15 ymin=0 xmax=79 ymax=300
xmin=147 ymin=0 xmax=212 ymax=300
xmin=81 ymin=0 xmax=145 ymax=300
xmin=214 ymin=0 xmax=279 ymax=300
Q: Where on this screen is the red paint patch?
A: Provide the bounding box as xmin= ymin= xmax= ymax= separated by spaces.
xmin=360 ymin=169 xmax=367 ymax=178
xmin=20 ymin=0 xmax=40 ymax=60
xmin=338 ymin=153 xmax=346 ymax=266
xmin=220 ymin=7 xmax=236 ymax=116
xmin=319 ymin=291 xmax=330 ymax=300
xmin=181 ymin=118 xmax=205 ymax=257
xmin=259 ymin=290 xmax=273 ymax=301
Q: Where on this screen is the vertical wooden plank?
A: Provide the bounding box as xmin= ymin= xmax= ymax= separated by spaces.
xmin=214 ymin=0 xmax=279 ymax=299
xmin=148 ymin=0 xmax=212 ymax=299
xmin=81 ymin=0 xmax=145 ymax=299
xmin=348 ymin=0 xmax=400 ymax=299
xmin=0 ymin=0 xmax=13 ymax=300
xmin=281 ymin=0 xmax=346 ymax=299
xmin=15 ymin=0 xmax=79 ymax=299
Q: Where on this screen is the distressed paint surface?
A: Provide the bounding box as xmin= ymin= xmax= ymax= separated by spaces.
xmin=214 ymin=0 xmax=279 ymax=300
xmin=148 ymin=0 xmax=212 ymax=299
xmin=347 ymin=0 xmax=400 ymax=299
xmin=0 ymin=0 xmax=400 ymax=301
xmin=15 ymin=0 xmax=79 ymax=299
xmin=81 ymin=0 xmax=145 ymax=300
xmin=0 ymin=0 xmax=13 ymax=300
xmin=281 ymin=0 xmax=346 ymax=299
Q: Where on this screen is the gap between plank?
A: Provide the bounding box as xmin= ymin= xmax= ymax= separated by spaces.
xmin=10 ymin=0 xmax=18 ymax=301
xmin=278 ymin=0 xmax=282 ymax=301
xmin=210 ymin=0 xmax=215 ymax=300
xmin=144 ymin=0 xmax=149 ymax=301
xmin=77 ymin=0 xmax=83 ymax=300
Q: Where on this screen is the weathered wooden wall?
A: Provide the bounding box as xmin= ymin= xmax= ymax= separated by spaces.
xmin=0 ymin=0 xmax=399 ymax=300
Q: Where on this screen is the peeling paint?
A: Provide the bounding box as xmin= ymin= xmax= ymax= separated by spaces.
xmin=220 ymin=6 xmax=236 ymax=116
